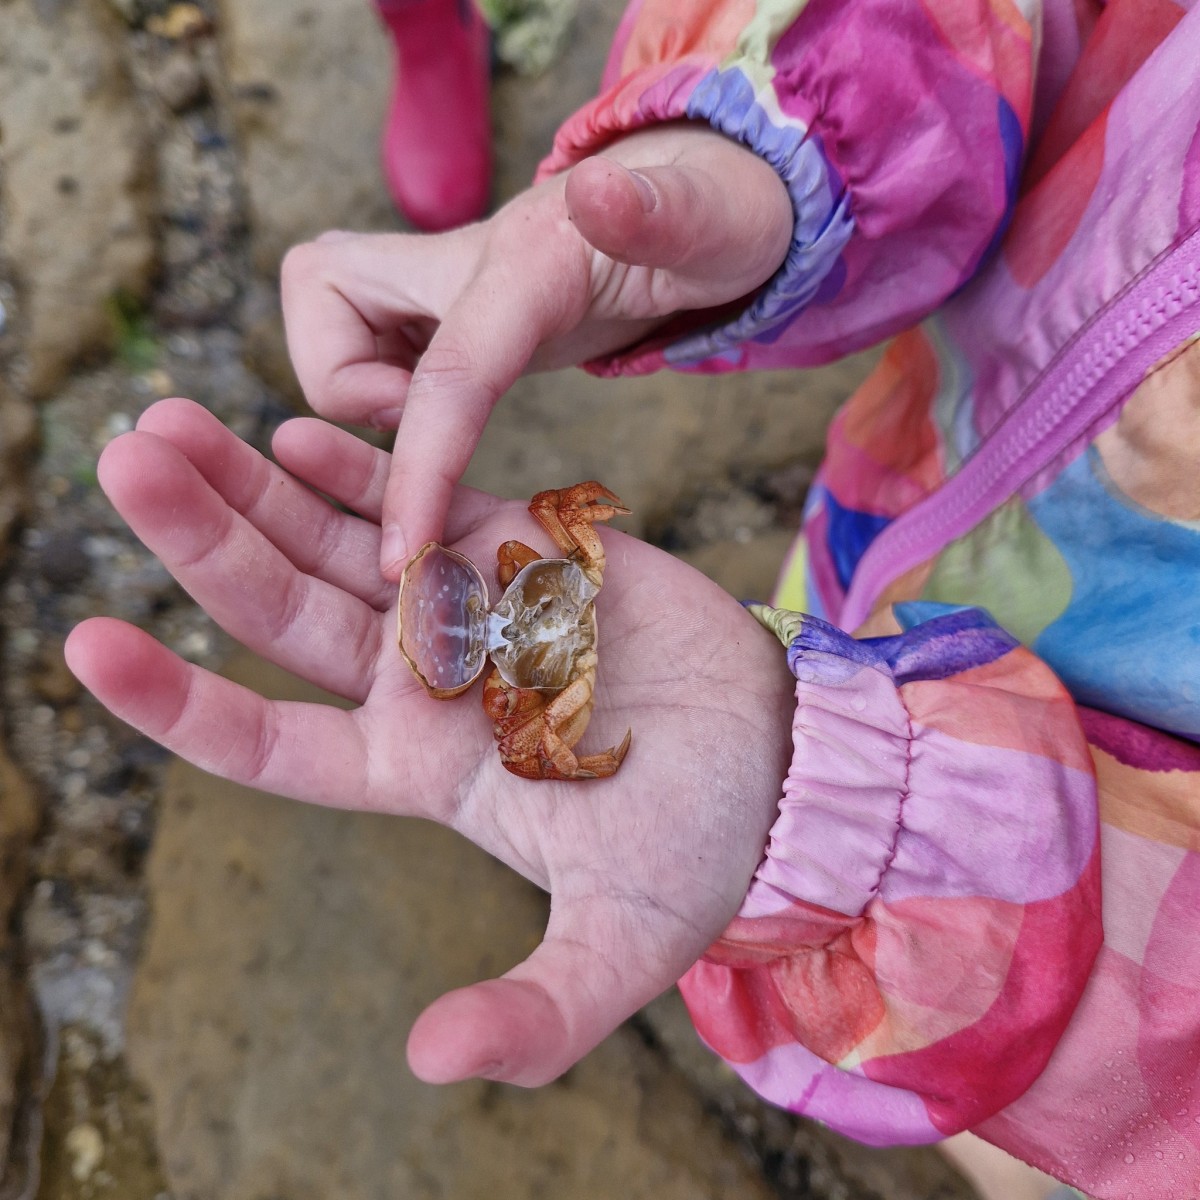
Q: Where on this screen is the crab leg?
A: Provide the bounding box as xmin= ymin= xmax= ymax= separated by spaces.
xmin=573 ymin=728 xmax=632 ymax=778
xmin=529 ymin=483 xmax=629 ymax=585
xmin=483 ymin=662 xmax=630 ymax=781
xmin=496 ymin=539 xmax=541 ymax=588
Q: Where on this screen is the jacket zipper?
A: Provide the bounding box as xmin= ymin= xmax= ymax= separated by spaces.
xmin=839 ymin=224 xmax=1200 ymax=632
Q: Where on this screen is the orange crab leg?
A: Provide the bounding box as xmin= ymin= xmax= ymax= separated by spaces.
xmin=529 ymin=483 xmax=629 ymax=585
xmin=482 ymin=663 xmax=630 ymax=781
xmin=499 ymin=722 xmax=631 ymax=781
xmin=484 ymin=675 xmax=580 ymax=777
xmin=573 ymin=729 xmax=632 ymax=778
xmin=502 ymin=734 xmax=631 ymax=781
xmin=496 ymin=539 xmax=541 ymax=588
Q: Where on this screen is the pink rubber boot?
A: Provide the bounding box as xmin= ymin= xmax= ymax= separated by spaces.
xmin=374 ymin=0 xmax=492 ymax=231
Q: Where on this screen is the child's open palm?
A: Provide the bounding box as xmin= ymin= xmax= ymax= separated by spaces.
xmin=66 ymin=399 xmax=794 ymax=1087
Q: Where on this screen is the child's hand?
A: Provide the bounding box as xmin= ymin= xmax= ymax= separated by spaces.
xmin=66 ymin=399 xmax=795 ymax=1086
xmin=279 ymin=124 xmax=793 ymax=579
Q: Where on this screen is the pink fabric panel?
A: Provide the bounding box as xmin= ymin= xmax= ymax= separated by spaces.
xmin=746 ymin=661 xmax=908 ymax=918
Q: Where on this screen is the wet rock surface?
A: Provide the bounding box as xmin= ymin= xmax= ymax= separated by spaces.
xmin=0 ymin=1 xmax=977 ymax=1197
xmin=0 ymin=0 xmax=157 ymax=398
xmin=129 ymin=657 xmax=783 ymax=1200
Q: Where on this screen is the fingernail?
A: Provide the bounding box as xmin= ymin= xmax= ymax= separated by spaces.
xmin=627 ymin=169 xmax=658 ymax=213
xmin=381 ymin=523 xmax=408 ymax=576
xmin=368 ymin=407 xmax=405 ymax=431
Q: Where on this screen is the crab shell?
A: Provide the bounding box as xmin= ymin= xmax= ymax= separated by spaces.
xmin=397 ymin=542 xmax=600 ymax=699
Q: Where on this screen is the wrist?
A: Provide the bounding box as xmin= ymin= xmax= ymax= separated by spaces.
xmin=719 ymin=601 xmax=805 ymax=904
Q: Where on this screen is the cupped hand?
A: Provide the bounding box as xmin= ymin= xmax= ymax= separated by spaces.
xmin=66 ymin=398 xmax=795 ymax=1087
xmin=279 ymin=124 xmax=793 ymax=578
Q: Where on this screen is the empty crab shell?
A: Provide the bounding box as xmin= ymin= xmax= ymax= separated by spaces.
xmin=489 ymin=558 xmax=598 ymax=691
xmin=398 ymin=543 xmax=600 ymax=698
xmin=397 ymin=543 xmax=489 ymax=698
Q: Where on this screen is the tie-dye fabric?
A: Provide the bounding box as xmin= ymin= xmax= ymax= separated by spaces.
xmin=542 ymin=1 xmax=1200 ymax=1196
xmin=683 ymin=603 xmax=1103 ymax=1140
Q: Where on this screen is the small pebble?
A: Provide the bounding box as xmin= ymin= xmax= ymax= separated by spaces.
xmin=142 ymin=368 xmax=175 ymax=396
xmin=65 ymin=1123 xmax=104 ymax=1182
xmin=104 ymin=412 xmax=135 ymax=439
xmin=34 ymin=654 xmax=82 ymax=706
xmin=151 ymin=49 xmax=208 ymax=112
xmin=34 ymin=530 xmax=91 ymax=588
xmin=103 ymin=0 xmax=138 ymax=22
xmin=146 ymin=3 xmax=210 ymax=39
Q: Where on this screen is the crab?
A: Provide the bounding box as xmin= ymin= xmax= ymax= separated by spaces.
xmin=396 ymin=482 xmax=632 ymax=781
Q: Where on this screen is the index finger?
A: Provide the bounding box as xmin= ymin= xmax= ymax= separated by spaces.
xmin=378 ymin=263 xmax=562 ymax=578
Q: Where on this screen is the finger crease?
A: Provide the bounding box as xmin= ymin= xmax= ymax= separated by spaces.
xmin=268 ymin=567 xmax=310 ymax=648
xmin=241 ymin=702 xmax=282 ymax=786
xmin=171 ymin=503 xmax=240 ymax=574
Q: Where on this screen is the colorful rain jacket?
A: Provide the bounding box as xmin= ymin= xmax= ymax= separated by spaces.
xmin=539 ymin=1 xmax=1200 ymax=1196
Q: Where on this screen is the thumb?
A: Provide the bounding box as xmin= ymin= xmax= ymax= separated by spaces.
xmin=564 ymin=142 xmax=792 ymax=302
xmin=405 ymin=907 xmax=686 ymax=1086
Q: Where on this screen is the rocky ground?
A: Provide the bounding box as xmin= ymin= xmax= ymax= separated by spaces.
xmin=0 ymin=1 xmax=978 ymax=1196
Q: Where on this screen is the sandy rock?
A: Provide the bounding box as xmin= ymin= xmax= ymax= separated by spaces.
xmin=674 ymin=529 xmax=799 ymax=602
xmin=0 ymin=964 xmax=38 ymax=1198
xmin=489 ymin=0 xmax=616 ymax=203
xmin=129 ymin=653 xmax=780 ymax=1200
xmin=0 ymin=0 xmax=156 ymax=398
xmin=0 ymin=729 xmax=38 ymax=980
xmin=216 ymin=0 xmax=396 ymax=274
xmin=463 ymin=354 xmax=874 ymax=544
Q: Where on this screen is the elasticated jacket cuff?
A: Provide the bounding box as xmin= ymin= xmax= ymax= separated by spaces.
xmin=538 ymin=0 xmax=1030 ymax=375
xmin=678 ymin=604 xmax=1102 ymax=1146
xmin=537 ymin=60 xmax=853 ymax=374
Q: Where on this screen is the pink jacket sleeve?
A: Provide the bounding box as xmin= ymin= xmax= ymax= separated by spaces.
xmin=536 ymin=0 xmax=1037 ymax=374
xmin=677 ymin=604 xmax=1103 ymax=1145
xmin=679 ymin=601 xmax=1200 ymax=1196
